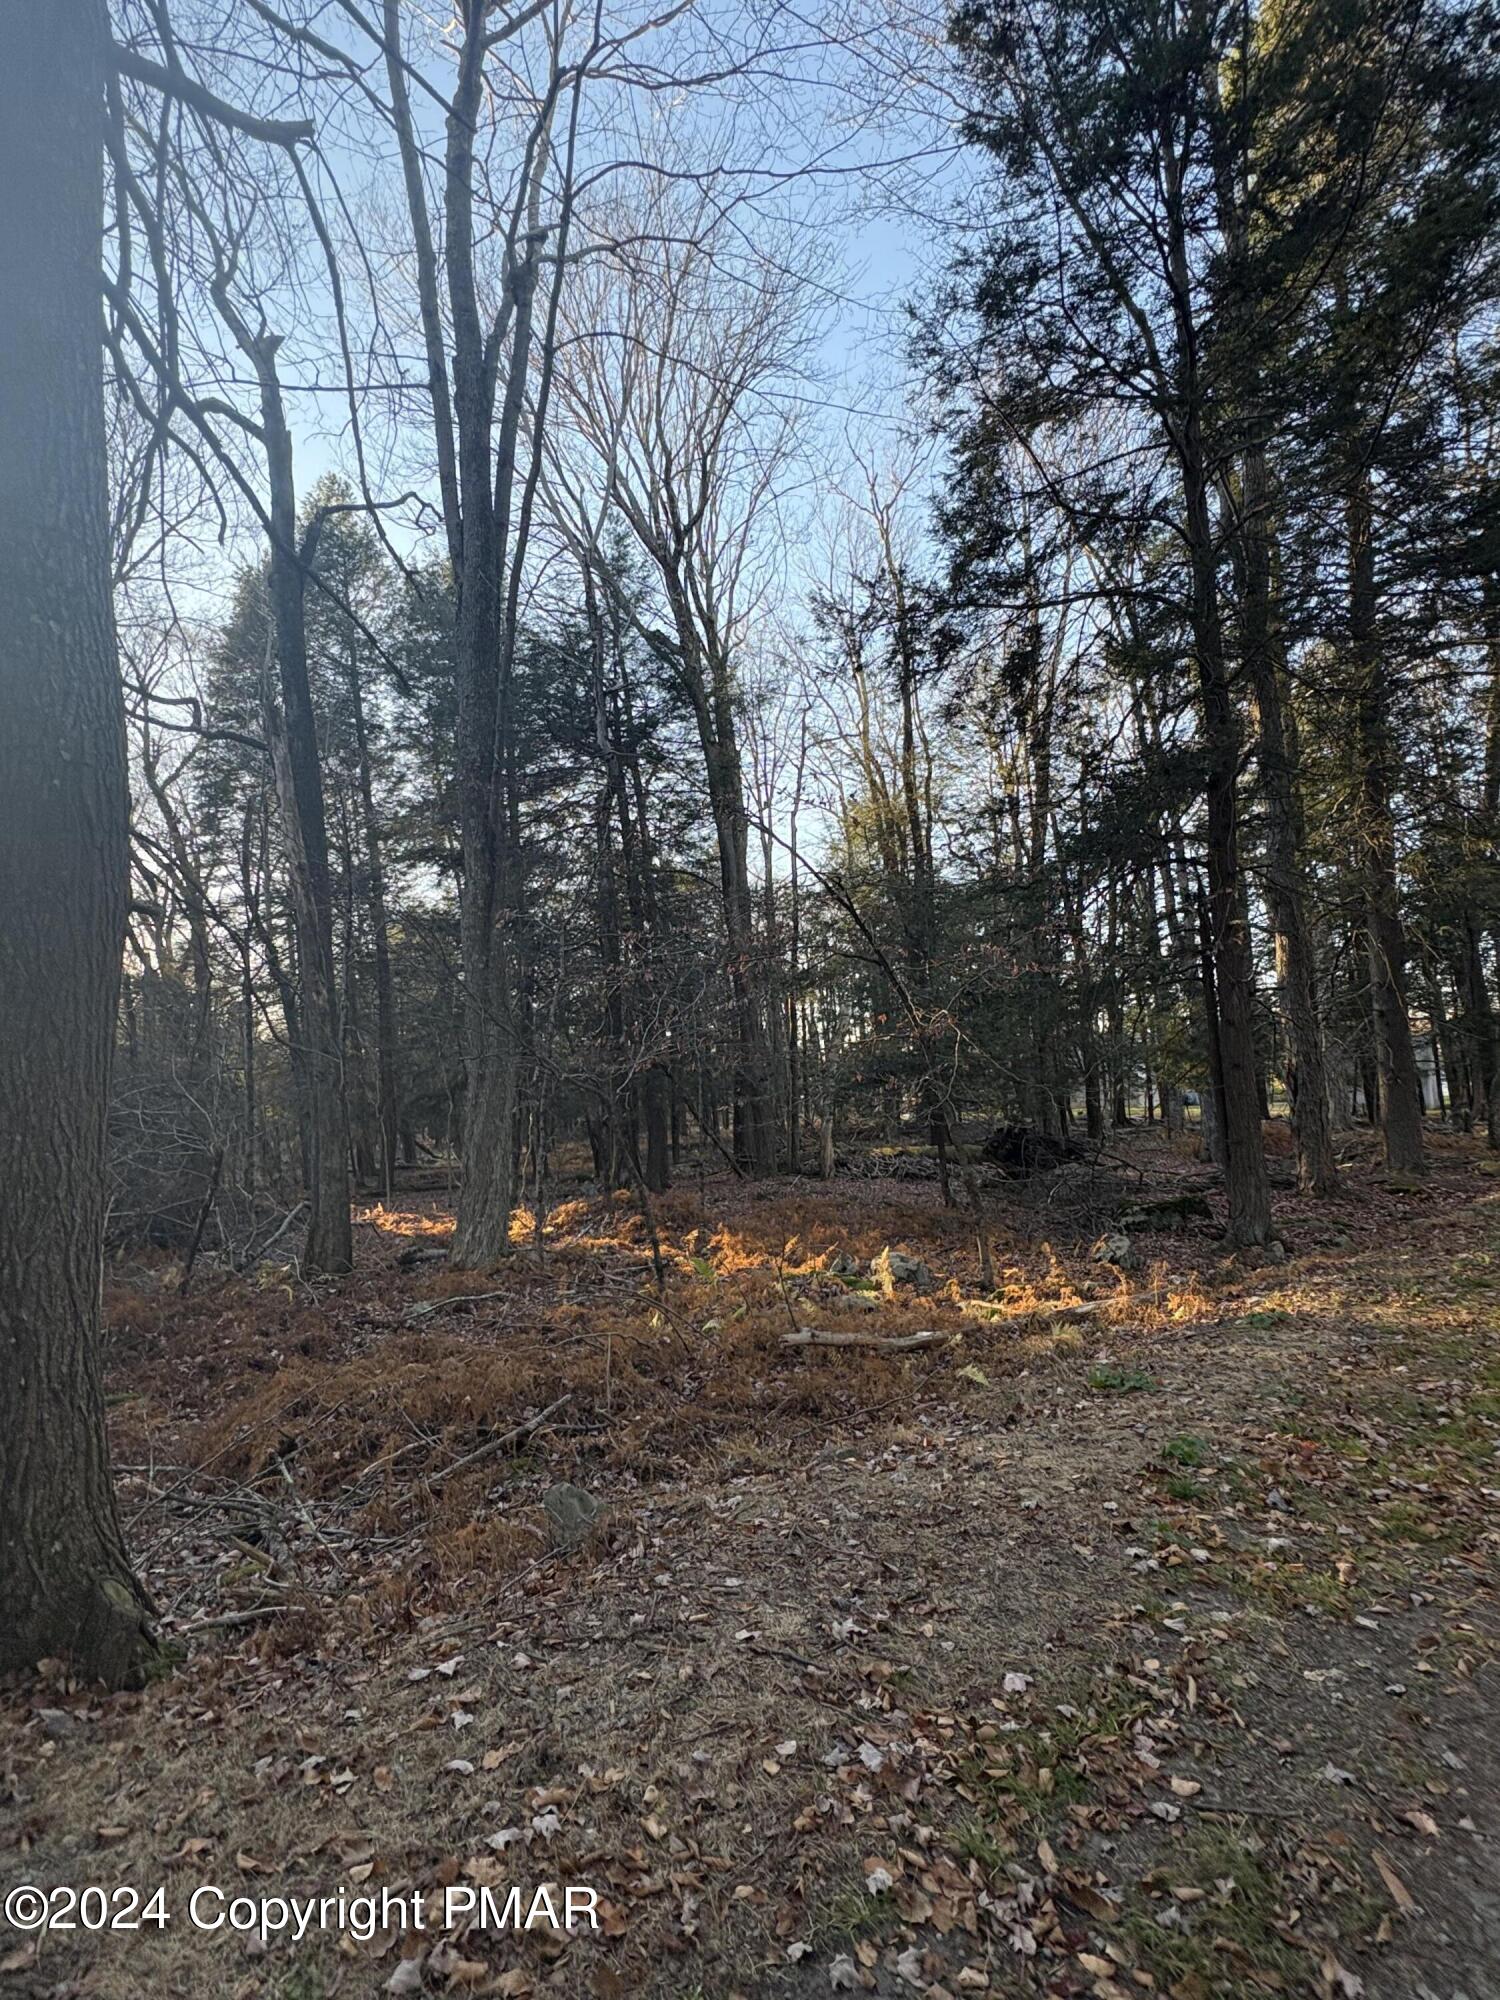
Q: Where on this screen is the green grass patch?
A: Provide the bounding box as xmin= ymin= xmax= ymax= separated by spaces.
xmin=1090 ymin=1363 xmax=1156 ymax=1393
xmin=1162 ymin=1433 xmax=1209 ymax=1467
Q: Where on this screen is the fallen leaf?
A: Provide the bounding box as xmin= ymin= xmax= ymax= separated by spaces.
xmin=1372 ymin=1849 xmax=1416 ymax=1913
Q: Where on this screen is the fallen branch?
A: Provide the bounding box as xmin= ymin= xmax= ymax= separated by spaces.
xmin=178 ymin=1605 xmax=290 ymax=1634
xmin=424 ymin=1394 xmax=573 ymax=1489
xmin=235 ymin=1199 xmax=306 ymax=1271
xmin=405 ymin=1288 xmax=509 ymax=1324
xmin=960 ymin=1296 xmax=1112 ymax=1328
xmin=780 ymin=1328 xmax=950 ymax=1353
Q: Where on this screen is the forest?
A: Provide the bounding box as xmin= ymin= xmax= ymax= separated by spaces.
xmin=1 ymin=0 xmax=1499 ymax=1996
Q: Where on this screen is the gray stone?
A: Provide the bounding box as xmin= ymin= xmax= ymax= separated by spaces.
xmin=543 ymin=1483 xmax=604 ymax=1551
xmin=870 ymin=1246 xmax=934 ymax=1295
xmin=1091 ymin=1232 xmax=1140 ymax=1272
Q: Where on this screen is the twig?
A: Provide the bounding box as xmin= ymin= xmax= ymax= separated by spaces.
xmin=178 ymin=1605 xmax=290 ymax=1634
xmin=424 ymin=1394 xmax=573 ymax=1489
xmin=179 ymin=1147 xmax=224 ymax=1295
xmin=236 ymin=1199 xmax=307 ymax=1270
xmin=272 ymin=1451 xmax=341 ymax=1569
xmin=772 ymin=1242 xmax=803 ymax=1338
xmin=405 ymin=1288 xmax=510 ymax=1323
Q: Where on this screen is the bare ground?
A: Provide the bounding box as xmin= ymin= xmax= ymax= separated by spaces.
xmin=2 ymin=1134 xmax=1497 ymax=2000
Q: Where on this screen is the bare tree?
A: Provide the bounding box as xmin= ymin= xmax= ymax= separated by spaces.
xmin=375 ymin=0 xmax=595 ymax=1264
xmin=555 ymin=184 xmax=816 ymax=1168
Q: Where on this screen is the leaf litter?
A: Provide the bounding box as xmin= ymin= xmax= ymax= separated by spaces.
xmin=2 ymin=1134 xmax=1498 ymax=1997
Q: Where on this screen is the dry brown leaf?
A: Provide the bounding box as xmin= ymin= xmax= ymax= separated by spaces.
xmin=1372 ymin=1848 xmax=1416 ymax=1912
xmin=445 ymin=1959 xmax=491 ymax=1988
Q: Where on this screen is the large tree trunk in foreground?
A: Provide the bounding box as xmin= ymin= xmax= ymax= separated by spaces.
xmin=0 ymin=0 xmax=160 ymax=1686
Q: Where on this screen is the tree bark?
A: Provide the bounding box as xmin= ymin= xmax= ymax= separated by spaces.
xmin=1348 ymin=470 xmax=1425 ymax=1172
xmin=345 ymin=632 xmax=401 ymax=1197
xmin=664 ymin=590 xmax=774 ymax=1173
xmin=215 ymin=313 xmax=353 ymax=1274
xmin=1238 ymin=443 xmax=1339 ymax=1192
xmin=1156 ymin=113 xmax=1270 ymax=1243
xmin=0 ymin=0 xmax=160 ymax=1686
xmin=1184 ymin=458 xmax=1272 ymax=1244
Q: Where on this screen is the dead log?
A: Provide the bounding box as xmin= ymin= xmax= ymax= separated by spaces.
xmin=780 ymin=1327 xmax=950 ymax=1353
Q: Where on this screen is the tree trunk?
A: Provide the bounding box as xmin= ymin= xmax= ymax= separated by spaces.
xmin=346 ymin=637 xmax=401 ymax=1198
xmin=1185 ymin=462 xmax=1271 ymax=1244
xmin=1239 ymin=443 xmax=1339 ymax=1192
xmin=1348 ymin=471 xmax=1425 ymax=1172
xmin=1207 ymin=75 xmax=1338 ymax=1197
xmin=1460 ymin=918 xmax=1498 ymax=1148
xmin=672 ymin=604 xmax=773 ymax=1173
xmin=611 ymin=630 xmax=671 ymax=1193
xmin=0 ymin=0 xmax=160 ymax=1686
xmin=237 ymin=340 xmax=352 ymax=1273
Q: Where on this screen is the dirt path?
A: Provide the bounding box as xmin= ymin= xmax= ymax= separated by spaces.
xmin=2 ymin=1179 xmax=1497 ymax=2000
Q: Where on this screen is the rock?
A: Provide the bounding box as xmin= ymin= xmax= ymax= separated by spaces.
xmin=1091 ymin=1232 xmax=1140 ymax=1272
xmin=542 ymin=1483 xmax=603 ymax=1551
xmin=1239 ymin=1237 xmax=1288 ymax=1268
xmin=35 ymin=1707 xmax=77 ymax=1739
xmin=870 ymin=1246 xmax=934 ymax=1295
xmin=833 ymin=1288 xmax=880 ymax=1312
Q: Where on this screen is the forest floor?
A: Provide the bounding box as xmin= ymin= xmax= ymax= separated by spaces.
xmin=2 ymin=1129 xmax=1498 ymax=2000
